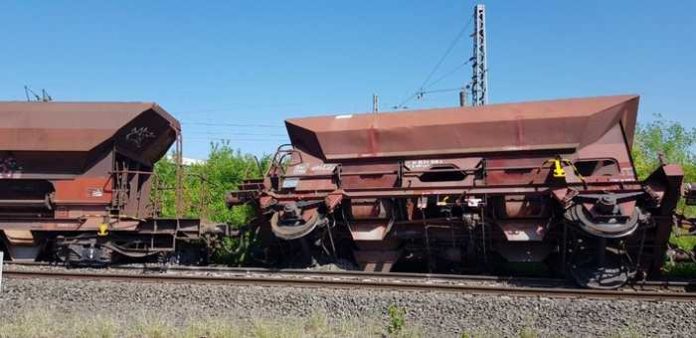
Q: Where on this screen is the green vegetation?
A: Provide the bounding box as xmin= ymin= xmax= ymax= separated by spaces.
xmin=0 ymin=308 xmax=424 ymax=338
xmin=152 ymin=142 xmax=269 ymax=224
xmin=632 ymin=116 xmax=696 ymax=272
xmin=459 ymin=328 xmax=546 ymax=338
xmin=632 ymin=115 xmax=696 ymax=217
xmin=663 ymin=261 xmax=696 ymax=278
xmin=151 ymin=142 xmax=270 ymax=264
xmin=386 ymin=304 xmax=406 ymax=335
xmin=632 ymin=115 xmax=696 ymax=180
xmin=670 ymin=230 xmax=696 ymax=252
xmin=517 ymin=327 xmax=539 ymax=338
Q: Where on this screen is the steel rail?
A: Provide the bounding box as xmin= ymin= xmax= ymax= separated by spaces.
xmin=6 ymin=261 xmax=693 ymax=290
xmin=4 ymin=268 xmax=696 ymax=302
xmin=0 ymin=261 xmax=576 ymax=285
xmin=6 ymin=261 xmax=694 ymax=291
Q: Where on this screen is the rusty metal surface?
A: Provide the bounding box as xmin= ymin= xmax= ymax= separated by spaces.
xmin=0 ymin=101 xmax=197 ymax=263
xmin=286 ymin=95 xmax=639 ymax=160
xmin=226 ymin=94 xmax=687 ymax=289
xmin=0 ymin=101 xmax=179 ymax=152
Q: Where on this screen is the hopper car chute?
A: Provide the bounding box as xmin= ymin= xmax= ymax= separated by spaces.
xmin=0 ymin=102 xmax=202 ymax=265
xmin=228 ymin=95 xmax=687 ymax=289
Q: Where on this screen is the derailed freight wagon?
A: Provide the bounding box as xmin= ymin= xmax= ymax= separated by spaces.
xmin=228 ymin=95 xmax=689 ymax=289
xmin=0 ymin=102 xmax=203 ymax=265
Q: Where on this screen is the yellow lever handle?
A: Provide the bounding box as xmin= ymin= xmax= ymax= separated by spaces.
xmin=553 ymin=159 xmax=566 ymax=178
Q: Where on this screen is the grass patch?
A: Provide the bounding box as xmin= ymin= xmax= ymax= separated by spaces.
xmin=0 ymin=308 xmax=119 ymax=338
xmin=460 ymin=327 xmax=542 ymax=338
xmin=387 ymin=304 xmax=406 ymax=335
xmin=665 ymin=229 xmax=696 ymax=278
xmin=663 ymin=261 xmax=696 ymax=278
xmin=669 ymin=232 xmax=696 ymax=252
xmin=518 ymin=327 xmax=539 ymax=338
xmin=0 ymin=307 xmax=422 ymax=338
xmin=608 ymin=326 xmax=642 ymax=338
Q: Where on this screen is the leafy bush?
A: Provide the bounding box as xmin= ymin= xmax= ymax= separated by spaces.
xmin=387 ymin=304 xmax=406 ymax=335
xmin=632 ymin=116 xmax=696 ymax=254
xmin=632 ymin=115 xmax=696 ymax=181
xmin=151 ymin=141 xmax=269 ymax=264
xmin=632 ymin=115 xmax=696 ymax=218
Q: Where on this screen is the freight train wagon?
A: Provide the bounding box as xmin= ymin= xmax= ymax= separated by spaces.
xmin=0 ymin=102 xmax=202 ymax=265
xmin=228 ymin=95 xmax=688 ymax=289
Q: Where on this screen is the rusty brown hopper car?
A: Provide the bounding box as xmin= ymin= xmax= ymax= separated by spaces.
xmin=228 ymin=95 xmax=686 ymax=289
xmin=0 ymin=102 xmax=200 ymax=264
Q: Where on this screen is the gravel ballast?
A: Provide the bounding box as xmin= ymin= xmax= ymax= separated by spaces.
xmin=1 ymin=276 xmax=695 ymax=337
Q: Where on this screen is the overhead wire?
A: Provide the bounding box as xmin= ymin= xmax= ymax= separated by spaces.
xmin=184 ymin=136 xmax=288 ymax=145
xmin=417 ymin=13 xmax=475 ymax=90
xmin=172 ymin=102 xmax=308 ymax=116
xmin=184 ymin=130 xmax=287 ymax=137
xmin=174 ymin=12 xmax=474 ymax=149
xmin=425 ymin=58 xmax=473 ymax=89
xmin=185 ymin=137 xmax=287 ymax=142
xmin=393 ymin=12 xmax=475 ymax=109
xmin=182 ymin=121 xmax=283 ymax=128
xmin=420 ymin=87 xmax=464 ymax=94
xmin=178 ymin=118 xmax=287 ymax=149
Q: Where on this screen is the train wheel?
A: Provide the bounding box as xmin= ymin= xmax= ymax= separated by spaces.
xmin=270 ymin=205 xmax=326 ymax=240
xmin=61 ymin=245 xmax=113 ymax=267
xmin=565 ymin=197 xmax=642 ymax=238
xmin=54 ymin=237 xmax=114 ymax=267
xmin=569 ymin=240 xmax=632 ymax=289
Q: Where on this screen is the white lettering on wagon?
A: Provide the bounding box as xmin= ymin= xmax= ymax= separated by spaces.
xmin=405 ymin=159 xmax=445 ymax=169
xmin=311 ymin=164 xmax=336 ymax=172
xmin=291 ymin=164 xmax=308 ymax=174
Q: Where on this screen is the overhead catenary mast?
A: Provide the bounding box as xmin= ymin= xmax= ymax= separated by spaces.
xmin=394 ymin=3 xmax=488 ymax=109
xmin=471 ymin=4 xmax=488 ymax=106
xmin=373 ymin=94 xmax=379 ymax=113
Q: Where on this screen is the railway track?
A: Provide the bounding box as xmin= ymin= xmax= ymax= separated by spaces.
xmin=4 ymin=262 xmax=696 ymax=301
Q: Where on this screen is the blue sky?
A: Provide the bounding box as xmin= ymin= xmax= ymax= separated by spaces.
xmin=1 ymin=1 xmax=694 ymax=159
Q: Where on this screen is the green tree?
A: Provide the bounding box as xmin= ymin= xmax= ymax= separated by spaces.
xmin=632 ymin=116 xmax=696 ymax=255
xmin=632 ymin=114 xmax=696 ymax=182
xmin=632 ymin=116 xmax=696 ymax=215
xmin=151 ymin=141 xmax=270 ymax=264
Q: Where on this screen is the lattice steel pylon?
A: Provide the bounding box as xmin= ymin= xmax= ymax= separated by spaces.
xmin=471 ymin=4 xmax=488 ymax=106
